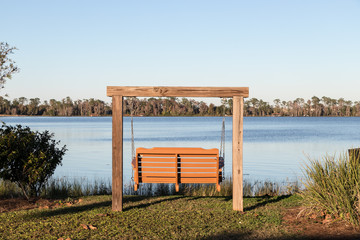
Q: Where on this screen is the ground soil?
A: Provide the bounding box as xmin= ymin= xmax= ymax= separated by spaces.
xmin=282 ymin=206 xmax=360 ymax=239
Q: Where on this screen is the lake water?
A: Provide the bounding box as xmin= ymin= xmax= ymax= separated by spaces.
xmin=1 ymin=117 xmax=360 ymax=183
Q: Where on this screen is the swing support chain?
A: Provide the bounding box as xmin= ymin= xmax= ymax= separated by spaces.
xmin=129 ymin=97 xmax=136 ymax=182
xmin=220 ymin=98 xmax=226 ymax=180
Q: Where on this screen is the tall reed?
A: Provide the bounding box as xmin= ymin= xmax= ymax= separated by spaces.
xmin=42 ymin=177 xmax=112 ymax=198
xmin=0 ymin=179 xmax=22 ymax=198
xmin=302 ymin=153 xmax=360 ymax=226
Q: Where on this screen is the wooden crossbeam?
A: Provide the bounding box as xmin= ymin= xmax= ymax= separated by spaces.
xmin=107 ymin=86 xmax=249 ymax=98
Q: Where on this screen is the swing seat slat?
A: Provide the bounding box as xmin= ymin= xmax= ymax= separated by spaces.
xmin=132 ymin=147 xmax=223 ymax=192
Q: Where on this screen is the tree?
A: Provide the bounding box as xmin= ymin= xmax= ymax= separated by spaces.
xmin=28 ymin=98 xmax=41 ymax=115
xmin=0 ymin=42 xmax=19 ymax=90
xmin=311 ymin=96 xmax=321 ymax=116
xmin=0 ymin=124 xmax=67 ymax=199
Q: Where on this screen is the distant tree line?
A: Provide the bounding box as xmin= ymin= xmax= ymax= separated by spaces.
xmin=0 ymin=96 xmax=360 ymax=117
xmin=0 ymin=96 xmax=110 ymax=116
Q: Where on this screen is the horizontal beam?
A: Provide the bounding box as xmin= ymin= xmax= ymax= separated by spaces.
xmin=107 ymin=86 xmax=249 ymax=98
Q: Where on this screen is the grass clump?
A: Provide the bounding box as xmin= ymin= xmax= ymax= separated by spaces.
xmin=42 ymin=178 xmax=111 ymax=198
xmin=302 ymin=152 xmax=360 ymax=226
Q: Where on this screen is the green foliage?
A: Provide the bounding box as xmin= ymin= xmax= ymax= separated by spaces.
xmin=0 ymin=124 xmax=67 ymax=199
xmin=0 ymin=42 xmax=19 ymax=90
xmin=302 ymin=153 xmax=360 ymax=226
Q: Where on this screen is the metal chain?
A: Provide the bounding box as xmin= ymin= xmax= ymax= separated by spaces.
xmin=220 ymin=98 xmax=226 ymax=180
xmin=130 ymin=98 xmax=135 ymax=160
xmin=129 ymin=97 xmax=136 ymax=183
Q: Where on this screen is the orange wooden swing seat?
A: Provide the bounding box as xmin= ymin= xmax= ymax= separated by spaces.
xmin=131 ymin=147 xmax=224 ymax=192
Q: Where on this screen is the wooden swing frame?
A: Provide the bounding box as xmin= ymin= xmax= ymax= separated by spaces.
xmin=107 ymin=86 xmax=249 ymax=211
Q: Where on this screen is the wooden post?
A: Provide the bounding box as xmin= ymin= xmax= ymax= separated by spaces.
xmin=112 ymin=96 xmax=123 ymax=211
xmin=348 ymin=148 xmax=360 ymax=162
xmin=232 ymin=96 xmax=244 ymax=211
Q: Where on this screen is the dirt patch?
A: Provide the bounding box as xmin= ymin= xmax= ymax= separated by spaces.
xmin=0 ymin=198 xmax=81 ymax=213
xmin=282 ymin=206 xmax=360 ymax=239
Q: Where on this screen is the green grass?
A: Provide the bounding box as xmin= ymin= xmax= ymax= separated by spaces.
xmin=0 ymin=194 xmax=303 ymax=240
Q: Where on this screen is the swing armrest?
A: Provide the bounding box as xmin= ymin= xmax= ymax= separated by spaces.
xmin=131 ymin=157 xmax=136 ymax=169
xmin=219 ymin=157 xmax=224 ymax=169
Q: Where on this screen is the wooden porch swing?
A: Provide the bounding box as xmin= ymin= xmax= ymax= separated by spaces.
xmin=132 ymin=147 xmax=223 ymax=192
xmin=107 ymin=86 xmax=249 ymax=212
xmin=129 ymin=97 xmax=227 ymax=192
xmin=129 ymin=98 xmax=226 ymax=192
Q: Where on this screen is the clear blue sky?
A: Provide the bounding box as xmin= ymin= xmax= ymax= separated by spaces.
xmin=2 ymin=0 xmax=360 ymax=104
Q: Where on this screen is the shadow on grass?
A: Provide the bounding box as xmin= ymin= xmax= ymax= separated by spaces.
xmin=124 ymin=195 xmax=185 ymax=211
xmin=184 ymin=195 xmax=291 ymax=211
xmin=26 ymin=195 xmax=184 ymax=219
xmin=25 ymin=200 xmax=112 ymax=219
xmin=244 ymin=195 xmax=292 ymax=211
xmin=185 ymin=196 xmax=232 ymax=202
xmin=27 ymin=195 xmax=290 ymax=219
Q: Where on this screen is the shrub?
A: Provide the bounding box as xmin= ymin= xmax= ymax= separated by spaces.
xmin=0 ymin=123 xmax=67 ymax=199
xmin=302 ymin=153 xmax=360 ymax=226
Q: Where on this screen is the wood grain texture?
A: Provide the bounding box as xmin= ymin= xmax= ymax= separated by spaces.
xmin=107 ymin=86 xmax=249 ymax=97
xmin=140 ymin=162 xmax=175 ymax=167
xmin=141 ymin=172 xmax=179 ymax=177
xmin=180 ymin=163 xmax=217 ymax=168
xmin=140 ymin=167 xmax=175 ymax=172
xmin=138 ymin=177 xmax=219 ymax=184
xmin=232 ymin=96 xmax=244 ymax=211
xmin=140 ymin=158 xmax=177 ymax=162
xmin=175 ymin=154 xmax=179 ymax=192
xmin=178 ymin=158 xmax=218 ymax=162
xmin=137 ymin=147 xmax=219 ymax=155
xmin=112 ymin=96 xmax=123 ymax=211
xmin=180 ymin=178 xmax=220 ymax=184
xmin=139 ymin=177 xmax=176 ymax=183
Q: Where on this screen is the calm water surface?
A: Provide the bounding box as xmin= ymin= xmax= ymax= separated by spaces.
xmin=1 ymin=117 xmax=360 ymax=182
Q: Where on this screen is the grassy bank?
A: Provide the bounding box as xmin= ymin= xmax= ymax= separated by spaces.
xmin=1 ymin=177 xmax=301 ymax=200
xmin=0 ymin=194 xmax=304 ymax=239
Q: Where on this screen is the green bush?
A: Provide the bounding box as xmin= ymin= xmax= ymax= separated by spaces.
xmin=0 ymin=123 xmax=67 ymax=199
xmin=302 ymin=153 xmax=360 ymax=226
